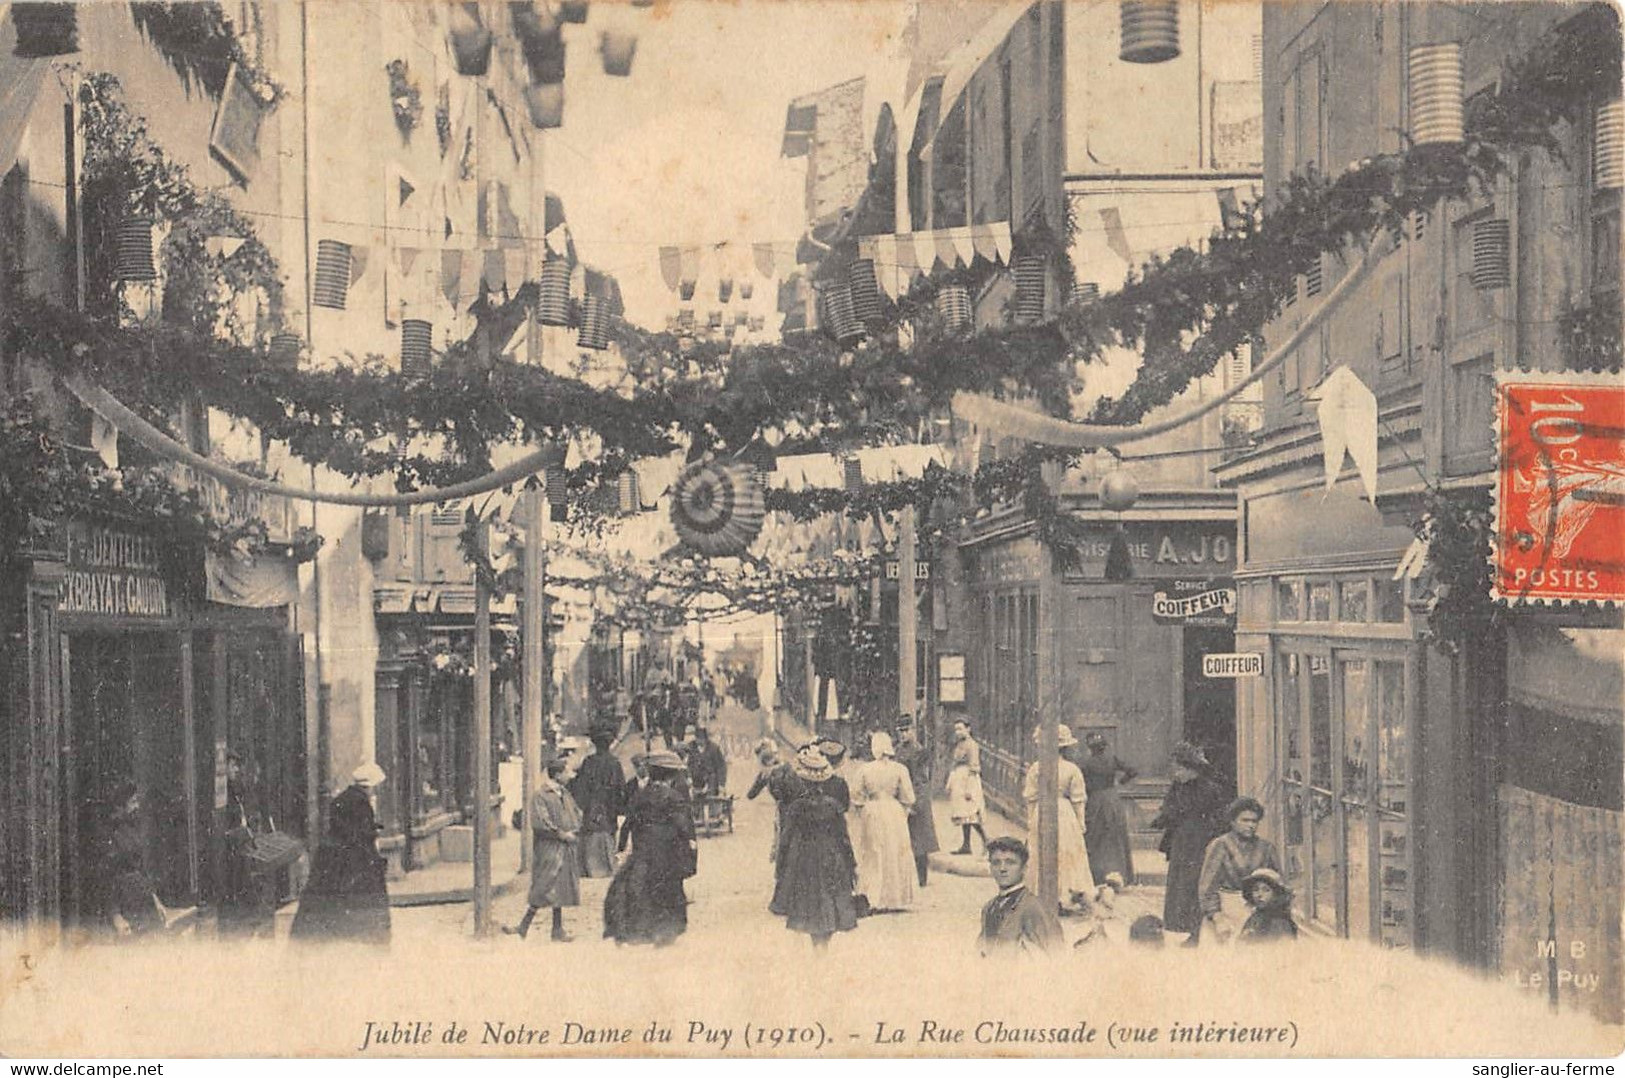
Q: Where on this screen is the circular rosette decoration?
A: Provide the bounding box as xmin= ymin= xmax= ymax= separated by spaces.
xmin=670 ymin=461 xmax=765 ymax=557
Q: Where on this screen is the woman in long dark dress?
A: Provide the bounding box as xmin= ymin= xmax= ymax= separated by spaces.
xmin=291 ymin=764 xmax=391 ymax=946
xmin=603 ymin=753 xmax=696 ymax=946
xmin=769 ymin=744 xmax=857 ymax=948
xmin=1078 ymin=732 xmax=1138 ymax=889
xmin=1149 ymin=742 xmax=1226 ymax=942
xmin=218 ymin=754 xmax=278 ymax=939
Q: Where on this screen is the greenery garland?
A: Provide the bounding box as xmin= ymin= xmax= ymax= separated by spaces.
xmin=128 ymin=2 xmax=284 ymax=105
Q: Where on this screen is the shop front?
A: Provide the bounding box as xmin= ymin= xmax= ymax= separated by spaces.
xmin=959 ymin=498 xmax=1237 ymax=824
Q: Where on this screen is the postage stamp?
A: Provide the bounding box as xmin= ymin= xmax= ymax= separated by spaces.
xmin=1493 ymin=370 xmax=1625 ymax=605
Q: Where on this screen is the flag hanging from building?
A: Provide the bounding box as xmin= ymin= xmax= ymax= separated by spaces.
xmin=1313 ymin=365 xmax=1379 ymax=502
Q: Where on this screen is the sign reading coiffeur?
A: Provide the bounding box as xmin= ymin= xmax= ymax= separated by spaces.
xmin=1152 ymin=577 xmax=1236 ymax=626
xmin=57 ymin=521 xmax=173 ymax=621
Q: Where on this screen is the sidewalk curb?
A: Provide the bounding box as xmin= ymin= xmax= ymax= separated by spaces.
xmin=390 ymin=870 xmax=528 ymax=908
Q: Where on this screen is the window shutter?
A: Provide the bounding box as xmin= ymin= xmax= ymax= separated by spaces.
xmin=1470 ymin=218 xmax=1510 ymax=290
xmin=1304 ymin=255 xmax=1323 ymax=298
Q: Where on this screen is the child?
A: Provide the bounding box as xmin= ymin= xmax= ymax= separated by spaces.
xmin=978 ymin=836 xmax=1063 ymax=956
xmin=1238 ymin=867 xmax=1298 ymax=942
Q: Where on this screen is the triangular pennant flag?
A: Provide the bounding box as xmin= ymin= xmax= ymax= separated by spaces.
xmin=349 ymin=244 xmax=370 ymax=285
xmin=399 ymin=247 xmax=421 ymax=278
xmin=894 ymin=231 xmax=919 ymax=280
xmin=204 ymin=235 xmax=245 ymax=259
xmin=505 ymin=249 xmax=527 ymax=290
xmin=992 ymin=222 xmax=1013 ymax=264
xmin=90 ymin=412 xmax=119 ymax=469
xmin=1100 ymin=207 xmax=1133 ymax=263
xmin=399 ymin=174 xmax=416 ymax=207
xmin=935 ymin=228 xmax=959 ymax=270
xmin=874 ymin=234 xmax=898 ymax=299
xmin=659 ymin=246 xmax=681 ymax=290
xmin=971 ymin=224 xmax=998 ymax=263
xmin=752 ymin=242 xmax=776 ymax=279
xmin=546 ymin=224 xmax=571 ymax=258
xmin=1312 ymin=365 xmax=1379 ymax=503
xmin=951 ymin=226 xmax=975 ymax=266
xmin=679 ymin=246 xmax=701 ymax=294
xmin=441 ymin=249 xmax=465 ymax=306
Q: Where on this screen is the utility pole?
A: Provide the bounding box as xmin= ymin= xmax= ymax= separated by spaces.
xmin=520 ymin=489 xmax=547 ymax=873
xmin=470 ymin=66 xmax=493 ymax=938
xmin=1034 ymin=462 xmax=1063 ymax=912
xmin=897 ymin=504 xmax=918 ymax=721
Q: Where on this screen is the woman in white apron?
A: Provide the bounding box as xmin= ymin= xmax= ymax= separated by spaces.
xmin=946 ymin=719 xmax=988 ymax=854
xmin=1022 ymin=724 xmax=1096 ymax=911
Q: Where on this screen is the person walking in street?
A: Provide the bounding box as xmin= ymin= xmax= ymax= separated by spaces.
xmin=746 ymin=739 xmax=788 ymax=867
xmin=946 ymin=719 xmax=988 ymax=855
xmin=568 ymin=730 xmax=625 ymax=879
xmin=603 ymin=753 xmax=696 ymax=947
xmin=1196 ymin=796 xmax=1282 ymax=946
xmin=617 ymin=754 xmax=649 ymax=854
xmin=977 ymin=836 xmax=1062 ymax=957
xmin=218 ymin=753 xmax=277 ymax=939
xmin=1150 ymin=742 xmax=1228 ymax=944
xmin=688 ymin=725 xmax=728 ymax=798
xmin=291 ymin=764 xmax=390 ymax=946
xmin=894 ymin=718 xmax=939 ymax=887
xmin=1078 ymin=731 xmax=1137 ymax=891
xmin=769 ymin=743 xmax=857 ymax=949
xmin=850 ymin=731 xmax=916 ymax=913
xmin=1022 ymin=724 xmax=1097 ymax=915
xmin=506 ymin=753 xmax=584 ymax=942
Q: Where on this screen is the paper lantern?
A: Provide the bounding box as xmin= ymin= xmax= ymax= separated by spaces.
xmin=401 ymin=319 xmax=434 ymax=374
xmin=1120 ymin=0 xmax=1179 ymax=64
xmin=670 ymin=462 xmax=766 ymax=557
xmin=269 ymin=332 xmax=303 ymax=369
xmin=740 ymin=281 xmax=754 ymax=301
xmin=935 ymin=283 xmax=971 ymax=334
xmin=1012 ymin=255 xmax=1047 ymax=323
xmin=523 ymin=83 xmax=564 ymax=129
xmin=1098 ymin=465 xmax=1139 ymax=512
xmin=602 ymin=30 xmax=637 ymax=77
xmin=1470 ymin=218 xmax=1510 ymax=290
xmin=448 ymin=4 xmax=493 ymax=76
xmin=1596 ymin=100 xmax=1624 ymax=190
xmin=617 ymin=471 xmax=640 ymax=515
xmin=545 ymin=463 xmax=568 ymax=524
xmin=848 ymin=258 xmax=882 ymax=323
xmin=510 ymin=2 xmax=557 ymax=44
xmin=1408 ymin=44 xmax=1463 ymax=147
xmin=822 ymin=281 xmax=863 ymax=343
xmin=1073 ymin=282 xmax=1101 ymax=304
xmin=11 ymin=3 xmax=78 ymax=57
xmin=718 ymin=278 xmax=734 ymax=304
xmin=116 ymin=218 xmax=157 ymax=282
xmin=313 ymin=240 xmax=353 ymax=309
xmin=559 ymin=1 xmax=588 ymax=24
xmin=538 ymin=257 xmax=571 ymax=324
xmin=843 ymin=457 xmax=864 ymax=492
xmin=577 ymin=295 xmax=610 ymax=350
xmin=524 ymin=32 xmax=566 ymax=86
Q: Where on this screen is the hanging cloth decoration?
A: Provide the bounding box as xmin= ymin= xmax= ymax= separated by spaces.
xmin=448 ymin=3 xmax=493 ymax=76
xmin=678 ymin=246 xmax=700 ymax=301
xmin=1312 ymin=365 xmax=1380 ymax=503
xmin=659 ymin=246 xmax=682 ymax=291
xmin=752 ymin=242 xmax=777 ymax=279
xmin=1099 ymin=207 xmax=1133 ymax=263
xmin=670 ymin=461 xmax=767 ymax=557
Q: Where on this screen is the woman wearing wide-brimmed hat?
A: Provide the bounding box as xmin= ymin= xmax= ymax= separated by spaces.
xmin=1022 ymin=724 xmax=1097 ymax=912
xmin=850 ymin=731 xmax=917 ymax=913
xmin=1079 ymin=731 xmax=1137 ymax=890
xmin=291 ymin=763 xmax=391 ymax=946
xmin=769 ymin=743 xmax=858 ymax=948
xmin=1150 ymin=742 xmax=1228 ymax=942
xmin=603 ymin=751 xmax=696 ymax=946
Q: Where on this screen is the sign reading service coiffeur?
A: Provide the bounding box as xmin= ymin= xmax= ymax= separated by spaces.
xmin=1151 ymin=577 xmax=1236 ymax=626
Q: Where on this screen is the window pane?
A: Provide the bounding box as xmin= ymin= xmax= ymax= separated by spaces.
xmin=1446 ymin=355 xmax=1496 ymax=466
xmin=1277 ymin=579 xmax=1302 ymax=621
xmin=1376 ymin=576 xmax=1406 ymax=622
xmin=1342 ymin=659 xmax=1372 ymax=941
xmin=1308 ymin=581 xmax=1333 ymax=621
xmin=1339 ymin=579 xmax=1371 ymax=623
xmin=1375 ymin=661 xmax=1410 ymax=947
xmin=1279 ymin=653 xmax=1306 ymax=889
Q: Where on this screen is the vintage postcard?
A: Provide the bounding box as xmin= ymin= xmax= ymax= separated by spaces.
xmin=1 ymin=0 xmax=1622 ymax=1062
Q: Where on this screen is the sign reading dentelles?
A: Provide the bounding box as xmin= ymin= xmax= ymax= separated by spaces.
xmin=57 ymin=521 xmax=172 ymax=620
xmin=1494 ymin=371 xmax=1625 ymax=605
xmin=1202 ymin=652 xmax=1262 ymax=678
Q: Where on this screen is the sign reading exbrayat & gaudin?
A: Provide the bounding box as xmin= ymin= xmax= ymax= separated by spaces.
xmin=56 ymin=520 xmax=174 ymax=622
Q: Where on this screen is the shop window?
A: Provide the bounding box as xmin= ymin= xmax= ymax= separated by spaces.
xmin=1278 ymin=653 xmax=1307 ymax=889
xmin=1375 ymin=576 xmax=1406 ymax=623
xmin=1307 ymin=580 xmax=1333 ymax=621
xmin=1306 ymin=654 xmax=1335 ymax=930
xmin=1276 ymin=578 xmax=1302 ymax=621
xmin=1337 ymin=578 xmax=1370 ymax=623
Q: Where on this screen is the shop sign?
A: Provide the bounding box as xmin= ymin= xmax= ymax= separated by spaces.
xmin=57 ymin=521 xmax=173 ymax=621
xmin=1060 ymin=523 xmax=1235 ymax=581
xmin=1202 ymin=652 xmax=1262 ymax=678
xmin=1152 ymin=577 xmax=1236 ymax=626
xmin=884 ymin=560 xmax=931 ymax=581
xmin=970 ymin=537 xmax=1045 ymax=585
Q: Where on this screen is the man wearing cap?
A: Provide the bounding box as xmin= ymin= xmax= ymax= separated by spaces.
xmin=688 ymin=726 xmax=728 ymax=799
xmin=507 ymin=751 xmax=583 ymax=942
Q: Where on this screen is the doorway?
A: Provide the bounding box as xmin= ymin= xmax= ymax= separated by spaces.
xmin=1182 ymin=625 xmax=1238 ymax=791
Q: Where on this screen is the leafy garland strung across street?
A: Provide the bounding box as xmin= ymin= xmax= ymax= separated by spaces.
xmin=127 ymin=2 xmax=284 ymax=105
xmin=5 ymin=10 xmax=1618 ymax=619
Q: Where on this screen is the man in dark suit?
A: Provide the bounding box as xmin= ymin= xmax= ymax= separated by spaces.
xmin=978 ymin=837 xmax=1062 ymax=956
xmin=688 ymin=726 xmax=728 ymax=798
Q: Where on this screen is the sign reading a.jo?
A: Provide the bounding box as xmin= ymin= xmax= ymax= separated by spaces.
xmin=1202 ymin=652 xmax=1263 ymax=678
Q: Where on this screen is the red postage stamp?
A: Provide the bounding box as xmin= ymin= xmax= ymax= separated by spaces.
xmin=1493 ymin=371 xmax=1625 ymax=605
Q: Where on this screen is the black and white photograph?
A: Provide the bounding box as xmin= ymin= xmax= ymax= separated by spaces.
xmin=0 ymin=0 xmax=1620 ymax=1061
